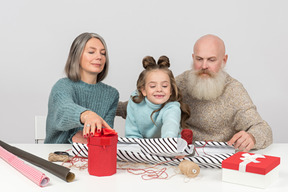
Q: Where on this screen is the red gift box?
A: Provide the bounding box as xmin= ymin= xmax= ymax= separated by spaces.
xmin=222 ymin=152 xmax=280 ymax=188
xmin=87 ymin=128 xmax=118 ymax=177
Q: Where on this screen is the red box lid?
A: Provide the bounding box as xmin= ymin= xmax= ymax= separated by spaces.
xmin=88 ymin=134 xmax=118 ymax=146
xmin=222 ymin=152 xmax=280 ymax=175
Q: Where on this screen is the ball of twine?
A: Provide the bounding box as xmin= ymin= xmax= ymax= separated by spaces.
xmin=48 ymin=153 xmax=70 ymax=162
xmin=179 ymin=160 xmax=200 ymax=178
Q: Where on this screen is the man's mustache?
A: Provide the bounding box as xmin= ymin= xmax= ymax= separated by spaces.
xmin=195 ymin=69 xmax=216 ymax=77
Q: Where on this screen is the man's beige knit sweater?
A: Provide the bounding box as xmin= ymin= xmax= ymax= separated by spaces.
xmin=175 ymin=70 xmax=272 ymax=149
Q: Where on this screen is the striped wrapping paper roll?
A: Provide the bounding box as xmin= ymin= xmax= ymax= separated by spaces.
xmin=118 ymin=137 xmax=195 ymax=157
xmin=0 ymin=146 xmax=50 ymax=187
xmin=72 ymin=142 xmax=88 ymax=157
xmin=195 ymin=141 xmax=230 ymax=147
xmin=117 ymin=149 xmax=233 ymax=168
xmin=73 ymin=137 xmax=194 ymax=157
xmin=194 ymin=141 xmax=235 ymax=156
xmin=72 ymin=138 xmax=235 ymax=168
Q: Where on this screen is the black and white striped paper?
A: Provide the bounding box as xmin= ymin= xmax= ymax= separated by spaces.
xmin=72 ymin=137 xmax=234 ymax=168
xmin=194 ymin=141 xmax=235 ymax=156
xmin=72 ymin=142 xmax=88 ymax=157
xmin=118 ymin=137 xmax=195 ymax=157
xmin=195 ymin=141 xmax=230 ymax=147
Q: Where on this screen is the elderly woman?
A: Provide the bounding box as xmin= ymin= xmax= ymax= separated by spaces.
xmin=45 ymin=32 xmax=119 ymax=144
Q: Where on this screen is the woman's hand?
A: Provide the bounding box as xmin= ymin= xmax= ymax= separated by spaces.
xmin=80 ymin=110 xmax=112 ymax=137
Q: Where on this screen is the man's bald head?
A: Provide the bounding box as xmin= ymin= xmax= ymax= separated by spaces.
xmin=194 ymin=34 xmax=226 ymax=57
xmin=192 ymin=34 xmax=228 ymax=74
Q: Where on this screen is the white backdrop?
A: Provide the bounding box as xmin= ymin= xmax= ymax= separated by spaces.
xmin=0 ymin=0 xmax=287 ymax=143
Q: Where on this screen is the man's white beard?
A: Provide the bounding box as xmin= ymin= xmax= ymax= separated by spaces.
xmin=187 ymin=68 xmax=227 ymax=100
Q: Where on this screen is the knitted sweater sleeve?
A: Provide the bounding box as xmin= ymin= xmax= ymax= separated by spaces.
xmin=229 ymin=81 xmax=273 ymax=149
xmin=125 ymin=99 xmax=143 ymax=138
xmin=116 ymin=101 xmax=128 ymax=119
xmin=47 ymin=80 xmax=87 ymax=132
xmin=103 ymin=90 xmax=119 ymax=128
xmin=161 ymin=102 xmax=181 ymax=138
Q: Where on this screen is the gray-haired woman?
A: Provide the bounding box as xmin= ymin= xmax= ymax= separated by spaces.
xmin=45 ymin=32 xmax=119 ymax=144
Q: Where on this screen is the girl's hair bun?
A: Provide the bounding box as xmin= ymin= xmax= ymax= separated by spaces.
xmin=157 ymin=55 xmax=170 ymax=68
xmin=142 ymin=56 xmax=156 ymax=69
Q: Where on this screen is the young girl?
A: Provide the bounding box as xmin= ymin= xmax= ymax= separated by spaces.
xmin=125 ymin=56 xmax=190 ymax=138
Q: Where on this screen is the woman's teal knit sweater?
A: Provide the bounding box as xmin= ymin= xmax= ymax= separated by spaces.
xmin=44 ymin=78 xmax=119 ymax=143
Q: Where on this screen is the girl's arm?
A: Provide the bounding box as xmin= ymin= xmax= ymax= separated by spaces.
xmin=161 ymin=102 xmax=181 ymax=138
xmin=125 ymin=100 xmax=143 ymax=138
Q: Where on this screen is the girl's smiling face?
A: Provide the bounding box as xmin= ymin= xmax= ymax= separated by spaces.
xmin=141 ymin=69 xmax=172 ymax=105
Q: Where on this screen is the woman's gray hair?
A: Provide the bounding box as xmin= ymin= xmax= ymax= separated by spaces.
xmin=65 ymin=32 xmax=109 ymax=82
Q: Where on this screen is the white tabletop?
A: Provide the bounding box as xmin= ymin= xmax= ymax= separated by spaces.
xmin=0 ymin=143 xmax=287 ymax=192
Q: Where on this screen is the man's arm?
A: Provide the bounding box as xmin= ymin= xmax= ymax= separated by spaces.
xmin=116 ymin=101 xmax=128 ymax=119
xmin=227 ymin=81 xmax=273 ymax=151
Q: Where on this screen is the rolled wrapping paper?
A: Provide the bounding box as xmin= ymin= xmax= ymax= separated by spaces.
xmin=0 ymin=146 xmax=50 ymax=187
xmin=0 ymin=140 xmax=75 ymax=182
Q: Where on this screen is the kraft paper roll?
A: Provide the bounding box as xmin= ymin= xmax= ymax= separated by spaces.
xmin=0 ymin=140 xmax=75 ymax=182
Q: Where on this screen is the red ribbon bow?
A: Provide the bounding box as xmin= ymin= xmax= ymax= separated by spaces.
xmin=89 ymin=128 xmax=118 ymax=146
xmin=94 ymin=128 xmax=117 ymax=137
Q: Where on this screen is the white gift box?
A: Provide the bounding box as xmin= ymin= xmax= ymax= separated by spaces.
xmin=222 ymin=152 xmax=280 ymax=188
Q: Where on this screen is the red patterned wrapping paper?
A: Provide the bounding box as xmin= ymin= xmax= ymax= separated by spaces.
xmin=0 ymin=146 xmax=50 ymax=187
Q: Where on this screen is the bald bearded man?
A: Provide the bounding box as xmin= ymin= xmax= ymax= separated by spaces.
xmin=117 ymin=34 xmax=272 ymax=152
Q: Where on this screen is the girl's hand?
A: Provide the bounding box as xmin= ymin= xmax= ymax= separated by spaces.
xmin=80 ymin=110 xmax=112 ymax=137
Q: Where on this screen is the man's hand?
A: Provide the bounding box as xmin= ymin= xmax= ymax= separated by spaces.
xmin=227 ymin=131 xmax=256 ymax=152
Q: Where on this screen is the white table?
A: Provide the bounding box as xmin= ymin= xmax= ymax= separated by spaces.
xmin=0 ymin=143 xmax=287 ymax=192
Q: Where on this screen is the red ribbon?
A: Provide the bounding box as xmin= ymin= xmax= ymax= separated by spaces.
xmin=88 ymin=128 xmax=118 ymax=146
xmin=94 ymin=127 xmax=117 ymax=137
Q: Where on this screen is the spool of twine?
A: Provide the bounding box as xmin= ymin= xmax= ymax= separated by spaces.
xmin=179 ymin=160 xmax=200 ymax=178
xmin=48 ymin=153 xmax=70 ymax=162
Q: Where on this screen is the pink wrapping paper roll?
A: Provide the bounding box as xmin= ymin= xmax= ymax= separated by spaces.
xmin=0 ymin=146 xmax=50 ymax=187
